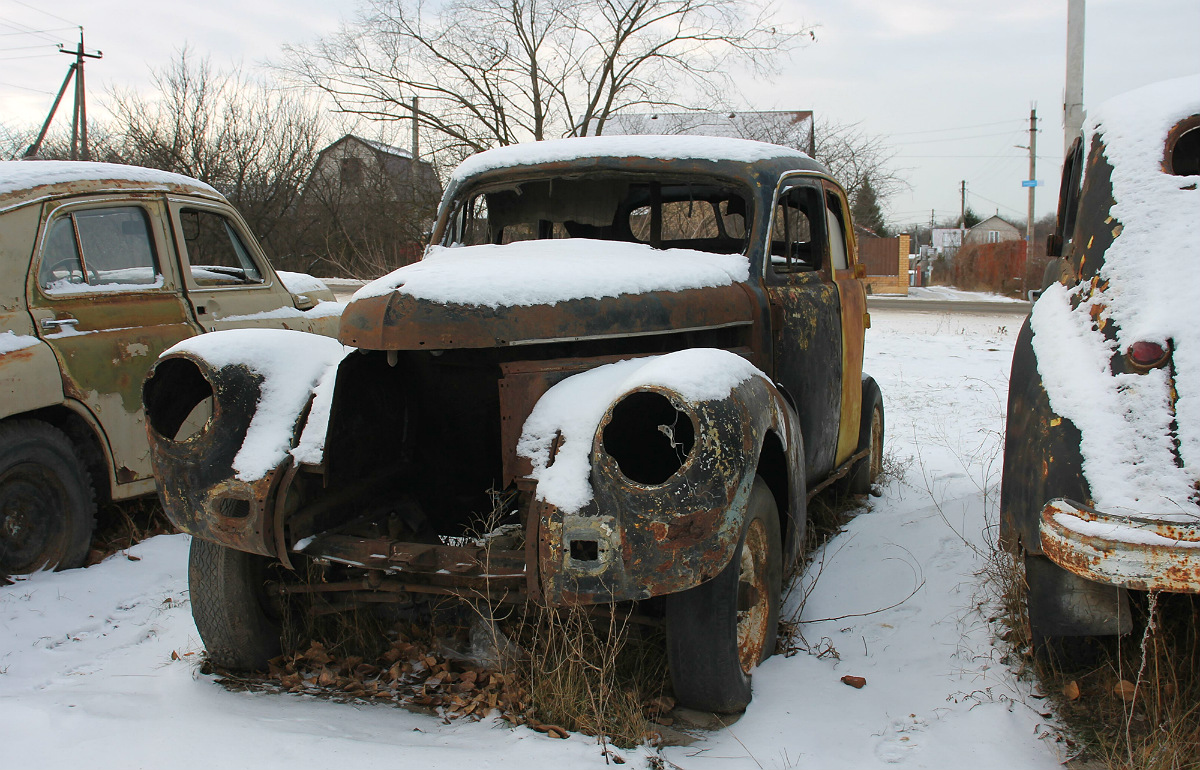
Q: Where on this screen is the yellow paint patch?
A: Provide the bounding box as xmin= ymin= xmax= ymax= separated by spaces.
xmin=1050 ymin=417 xmax=1062 ymax=427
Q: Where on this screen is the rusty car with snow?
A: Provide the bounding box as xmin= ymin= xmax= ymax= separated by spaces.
xmin=0 ymin=161 xmax=342 ymax=576
xmin=144 ymin=135 xmax=884 ymax=711
xmin=1001 ymin=75 xmax=1200 ymax=660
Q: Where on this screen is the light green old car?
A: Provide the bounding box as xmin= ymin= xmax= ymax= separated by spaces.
xmin=0 ymin=161 xmax=342 ymax=575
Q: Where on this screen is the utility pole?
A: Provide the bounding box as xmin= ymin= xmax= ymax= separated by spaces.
xmin=24 ymin=29 xmax=102 ymax=160
xmin=411 ymin=96 xmax=420 ymax=161
xmin=1064 ymin=0 xmax=1086 ymax=157
xmin=959 ymin=180 xmax=966 ymax=227
xmin=1026 ymin=107 xmax=1037 ymax=248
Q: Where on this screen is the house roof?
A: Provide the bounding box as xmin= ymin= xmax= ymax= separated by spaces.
xmin=969 ymin=214 xmax=1018 ymax=231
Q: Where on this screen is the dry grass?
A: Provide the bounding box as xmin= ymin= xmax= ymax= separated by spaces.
xmin=87 ymin=497 xmax=173 ymax=565
xmin=988 ymin=550 xmax=1200 ymax=769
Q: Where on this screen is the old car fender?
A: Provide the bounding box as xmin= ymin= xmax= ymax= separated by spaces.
xmin=539 ymin=370 xmax=804 ymax=606
xmin=0 ymin=337 xmax=67 ymax=419
xmin=999 ymin=317 xmax=1090 ymax=555
xmin=143 ymin=349 xmax=290 ymax=557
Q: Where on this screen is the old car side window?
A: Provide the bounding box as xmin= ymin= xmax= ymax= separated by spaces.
xmin=39 ymin=206 xmax=161 ymax=294
xmin=180 ymin=208 xmax=263 ymax=285
xmin=769 ymin=184 xmax=823 ymax=274
xmin=826 ymin=191 xmax=849 ymax=271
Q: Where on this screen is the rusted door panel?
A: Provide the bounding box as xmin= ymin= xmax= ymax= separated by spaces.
xmin=833 ymin=273 xmax=866 ymax=465
xmin=766 ymin=272 xmax=842 ymax=484
xmin=27 ymin=198 xmax=197 ymax=485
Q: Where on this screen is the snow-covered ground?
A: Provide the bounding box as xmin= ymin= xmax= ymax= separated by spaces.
xmin=880 ymin=286 xmax=1027 ymax=303
xmin=0 ymin=308 xmax=1064 ymax=769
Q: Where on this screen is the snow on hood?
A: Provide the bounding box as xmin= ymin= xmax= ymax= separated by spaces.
xmin=1030 ymin=73 xmax=1200 ymax=518
xmin=517 ymin=349 xmax=763 ymax=514
xmin=0 ymin=160 xmax=219 ymax=198
xmin=163 ymin=329 xmax=350 ymax=482
xmin=449 ymin=135 xmax=810 ymax=187
xmin=354 ymin=239 xmax=750 ymax=308
xmin=276 ymin=270 xmax=332 ymax=297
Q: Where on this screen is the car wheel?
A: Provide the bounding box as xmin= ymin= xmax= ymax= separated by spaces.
xmin=846 ymin=379 xmax=885 ymax=495
xmin=1025 ymin=553 xmax=1119 ymax=670
xmin=665 ymin=477 xmax=782 ymax=713
xmin=0 ymin=420 xmax=96 ymax=575
xmin=189 ymin=537 xmax=285 ymax=670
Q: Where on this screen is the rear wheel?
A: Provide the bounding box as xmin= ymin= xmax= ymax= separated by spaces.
xmin=0 ymin=420 xmax=95 ymax=575
xmin=666 ymin=477 xmax=782 ymax=713
xmin=189 ymin=537 xmax=284 ymax=670
xmin=847 ymin=380 xmax=885 ymax=495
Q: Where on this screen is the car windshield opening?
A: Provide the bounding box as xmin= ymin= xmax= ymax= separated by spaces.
xmin=446 ymin=174 xmax=751 ymax=255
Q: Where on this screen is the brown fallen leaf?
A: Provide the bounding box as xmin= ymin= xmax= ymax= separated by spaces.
xmin=1113 ymin=680 xmax=1138 ymax=700
xmin=1062 ymin=680 xmax=1080 ymax=701
xmin=841 ymin=675 xmax=867 ymax=689
xmin=170 ymin=650 xmax=180 ymax=661
xmin=126 ymin=553 xmax=142 ymax=562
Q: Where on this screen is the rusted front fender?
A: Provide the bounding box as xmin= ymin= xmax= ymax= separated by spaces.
xmin=1041 ymin=499 xmax=1200 ymax=593
xmin=143 ymin=351 xmax=293 ymax=557
xmin=537 ymin=373 xmax=804 ymax=606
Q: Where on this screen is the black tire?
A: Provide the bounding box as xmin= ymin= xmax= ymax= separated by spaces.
xmin=0 ymin=419 xmax=96 ymax=575
xmin=846 ymin=379 xmax=884 ymax=495
xmin=189 ymin=537 xmax=284 ymax=670
xmin=1025 ymin=554 xmax=1118 ymax=670
xmin=666 ymin=477 xmax=783 ymax=713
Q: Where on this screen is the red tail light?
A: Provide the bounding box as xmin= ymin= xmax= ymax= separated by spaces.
xmin=1128 ymin=340 xmax=1169 ymax=369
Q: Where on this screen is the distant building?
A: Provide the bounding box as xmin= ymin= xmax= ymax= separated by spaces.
xmin=931 ymin=228 xmax=965 ymax=255
xmin=307 ymin=134 xmax=441 ymax=207
xmin=592 ymin=110 xmax=815 ymax=156
xmin=965 ymin=215 xmax=1021 ymax=245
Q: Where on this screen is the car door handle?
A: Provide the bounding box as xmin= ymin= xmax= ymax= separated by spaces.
xmin=40 ymin=316 xmax=80 ymax=332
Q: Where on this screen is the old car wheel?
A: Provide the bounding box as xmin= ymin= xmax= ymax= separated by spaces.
xmin=0 ymin=420 xmax=95 ymax=575
xmin=846 ymin=379 xmax=885 ymax=495
xmin=666 ymin=477 xmax=782 ymax=713
xmin=1025 ymin=553 xmax=1115 ymax=670
xmin=189 ymin=537 xmax=285 ymax=671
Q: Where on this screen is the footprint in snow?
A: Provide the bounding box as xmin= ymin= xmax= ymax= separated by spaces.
xmin=874 ymin=713 xmax=929 ymax=764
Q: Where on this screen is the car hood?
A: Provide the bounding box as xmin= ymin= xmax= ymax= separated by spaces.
xmin=339 ymin=240 xmax=754 ymax=349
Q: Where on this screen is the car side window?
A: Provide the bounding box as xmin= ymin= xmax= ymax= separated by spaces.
xmin=825 ymin=191 xmax=849 ymax=271
xmin=179 ymin=208 xmax=263 ymax=285
xmin=769 ymin=184 xmax=824 ymax=274
xmin=39 ymin=206 xmax=161 ymax=294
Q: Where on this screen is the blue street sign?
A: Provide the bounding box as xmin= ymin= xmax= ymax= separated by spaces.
xmin=1021 ymin=180 xmax=1042 ymax=187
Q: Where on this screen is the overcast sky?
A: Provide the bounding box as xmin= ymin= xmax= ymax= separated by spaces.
xmin=2 ymin=0 xmax=1197 ymax=229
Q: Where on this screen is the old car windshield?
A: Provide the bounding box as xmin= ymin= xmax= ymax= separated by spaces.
xmin=445 ymin=174 xmax=751 ymax=255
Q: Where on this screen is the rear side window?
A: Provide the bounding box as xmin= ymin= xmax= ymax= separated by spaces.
xmin=179 ymin=208 xmax=263 ymax=285
xmin=39 ymin=206 xmax=161 ymax=293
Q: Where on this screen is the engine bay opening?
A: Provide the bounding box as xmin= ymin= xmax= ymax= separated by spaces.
xmin=602 ymin=390 xmax=696 ymax=486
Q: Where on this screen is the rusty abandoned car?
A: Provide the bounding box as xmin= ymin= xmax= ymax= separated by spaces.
xmin=144 ymin=135 xmax=885 ymax=711
xmin=0 ymin=161 xmax=340 ymax=575
xmin=1001 ymin=75 xmax=1200 ymax=659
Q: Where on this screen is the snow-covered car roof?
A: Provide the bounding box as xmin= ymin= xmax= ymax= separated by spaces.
xmin=0 ymin=161 xmax=222 ymax=212
xmin=448 ymin=135 xmax=821 ymax=188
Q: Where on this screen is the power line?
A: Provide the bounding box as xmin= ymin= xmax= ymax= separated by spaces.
xmin=892 ymin=130 xmax=1031 ymax=146
xmin=0 ymin=52 xmax=62 ymax=61
xmin=886 ymin=119 xmax=1026 ymax=137
xmin=0 ymin=17 xmax=66 ymax=43
xmin=9 ymin=0 xmax=78 ymax=27
xmin=0 ymin=42 xmax=59 ymax=51
xmin=0 ymin=25 xmax=76 ymax=36
xmin=0 ymin=78 xmax=54 ymax=94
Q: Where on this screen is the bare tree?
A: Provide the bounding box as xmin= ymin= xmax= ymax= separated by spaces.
xmin=279 ymin=0 xmax=807 ymax=161
xmin=107 ymin=49 xmax=327 ymax=260
xmin=809 ymin=117 xmax=905 ymax=208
